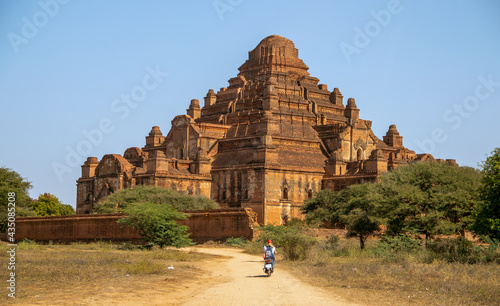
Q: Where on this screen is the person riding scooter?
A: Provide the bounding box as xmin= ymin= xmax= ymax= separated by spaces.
xmin=263 ymin=240 xmax=277 ymax=269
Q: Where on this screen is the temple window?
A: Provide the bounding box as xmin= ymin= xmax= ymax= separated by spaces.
xmin=283 ymin=188 xmax=288 ymax=200
xmin=357 ymin=148 xmax=362 ymax=161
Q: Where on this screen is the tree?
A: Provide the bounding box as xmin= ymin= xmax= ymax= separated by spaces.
xmin=30 ymin=193 xmax=75 ymax=216
xmin=0 ymin=167 xmax=36 ymax=232
xmin=303 ymin=183 xmax=383 ymax=249
xmin=379 ymin=161 xmax=482 ymax=243
xmin=302 ymin=189 xmax=337 ymax=226
xmin=303 ymin=161 xmax=482 ymax=248
xmin=94 ymin=186 xmax=219 ymax=213
xmin=334 ymin=183 xmax=383 ymax=249
xmin=471 ymin=148 xmax=500 ymax=239
xmin=117 ymin=202 xmax=193 ymax=248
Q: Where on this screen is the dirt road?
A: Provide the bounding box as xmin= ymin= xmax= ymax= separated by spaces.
xmin=181 ymin=248 xmax=357 ymax=306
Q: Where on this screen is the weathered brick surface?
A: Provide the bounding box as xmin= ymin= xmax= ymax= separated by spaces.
xmin=76 ymin=35 xmax=448 ymax=224
xmin=14 ymin=213 xmax=141 ymax=243
xmin=13 ymin=208 xmax=257 ymax=244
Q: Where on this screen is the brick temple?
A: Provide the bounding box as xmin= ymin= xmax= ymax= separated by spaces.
xmin=77 ymin=35 xmax=447 ymax=224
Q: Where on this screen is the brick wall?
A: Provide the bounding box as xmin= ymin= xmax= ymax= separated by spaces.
xmin=12 ymin=208 xmax=257 ymax=244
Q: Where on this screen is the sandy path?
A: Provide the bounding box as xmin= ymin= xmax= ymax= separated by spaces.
xmin=181 ymin=248 xmax=357 ymax=306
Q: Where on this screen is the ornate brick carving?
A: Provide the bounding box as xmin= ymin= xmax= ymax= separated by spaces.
xmin=76 ymin=35 xmax=441 ymax=224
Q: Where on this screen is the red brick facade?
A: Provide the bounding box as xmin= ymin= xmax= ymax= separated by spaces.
xmin=13 ymin=208 xmax=257 ymax=244
xmin=77 ymin=35 xmax=453 ymax=224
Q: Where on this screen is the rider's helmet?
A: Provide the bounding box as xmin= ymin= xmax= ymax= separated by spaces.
xmin=268 ymin=240 xmax=272 ymax=244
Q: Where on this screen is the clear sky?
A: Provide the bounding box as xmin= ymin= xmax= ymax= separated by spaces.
xmin=1 ymin=0 xmax=499 ymax=208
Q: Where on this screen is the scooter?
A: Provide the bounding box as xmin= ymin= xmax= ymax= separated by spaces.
xmin=263 ymin=257 xmax=274 ymax=277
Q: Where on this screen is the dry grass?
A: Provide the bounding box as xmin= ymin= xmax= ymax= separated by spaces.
xmin=280 ymin=239 xmax=500 ymax=305
xmin=243 ymin=227 xmax=499 ymax=305
xmin=0 ymin=241 xmax=217 ymax=304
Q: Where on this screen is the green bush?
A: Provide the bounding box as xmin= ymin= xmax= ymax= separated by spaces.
xmin=30 ymin=193 xmax=75 ymax=216
xmin=284 ymin=218 xmax=306 ymax=228
xmin=256 ymin=224 xmax=318 ymax=261
xmin=426 ymin=237 xmax=500 ymax=264
xmin=117 ymin=202 xmax=193 ymax=248
xmin=377 ymin=235 xmax=422 ymax=253
xmin=325 ymin=235 xmax=340 ymax=249
xmin=243 ymin=240 xmax=263 ymax=255
xmin=369 ymin=235 xmax=423 ymax=262
xmin=118 ymin=242 xmax=137 ymax=251
xmin=94 ymin=186 xmax=219 ymax=213
xmin=17 ymin=239 xmax=45 ymax=251
xmin=0 ymin=167 xmax=36 ymax=232
xmin=226 ymin=237 xmax=246 ymax=247
xmin=311 ymin=235 xmax=342 ymax=258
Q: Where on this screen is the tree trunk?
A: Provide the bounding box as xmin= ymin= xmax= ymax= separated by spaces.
xmin=359 ymin=235 xmax=365 ymax=249
xmin=459 ymin=229 xmax=465 ymax=237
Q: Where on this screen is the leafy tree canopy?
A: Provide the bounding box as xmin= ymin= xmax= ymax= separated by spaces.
xmin=94 ymin=186 xmax=219 ymax=213
xmin=0 ymin=167 xmax=32 ymax=207
xmin=303 ymin=183 xmax=383 ymax=249
xmin=303 ymin=161 xmax=482 ymax=248
xmin=30 ymin=193 xmax=75 ymax=216
xmin=379 ymin=161 xmax=482 ymax=240
xmin=471 ymin=148 xmax=500 ymax=239
xmin=0 ymin=167 xmax=36 ymax=231
xmin=117 ymin=202 xmax=193 ymax=248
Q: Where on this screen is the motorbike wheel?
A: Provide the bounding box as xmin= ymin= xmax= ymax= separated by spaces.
xmin=266 ymin=269 xmax=271 ymax=277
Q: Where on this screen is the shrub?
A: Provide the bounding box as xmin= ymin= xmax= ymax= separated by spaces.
xmin=117 ymin=202 xmax=193 ymax=248
xmin=243 ymin=240 xmax=263 ymax=255
xmin=284 ymin=218 xmax=306 ymax=228
xmin=426 ymin=237 xmax=500 ymax=264
xmin=426 ymin=237 xmax=474 ymax=263
xmin=325 ymin=235 xmax=340 ymax=249
xmin=94 ymin=185 xmax=219 ymax=213
xmin=471 ymin=147 xmax=500 ymax=239
xmin=226 ymin=237 xmax=246 ymax=247
xmin=17 ymin=239 xmax=45 ymax=251
xmin=480 ymin=237 xmax=500 ymax=264
xmin=0 ymin=167 xmax=35 ymax=232
xmin=378 ymin=235 xmax=422 ymax=253
xmin=30 ymin=193 xmax=75 ymax=216
xmin=256 ymin=224 xmax=318 ymax=261
xmin=118 ymin=242 xmax=137 ymax=251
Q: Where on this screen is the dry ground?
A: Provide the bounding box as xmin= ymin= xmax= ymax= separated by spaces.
xmin=0 ymin=242 xmax=354 ymax=305
xmin=2 ymin=242 xmax=498 ymax=305
xmin=180 ymin=247 xmax=355 ymax=306
xmin=0 ymin=242 xmax=227 ymax=305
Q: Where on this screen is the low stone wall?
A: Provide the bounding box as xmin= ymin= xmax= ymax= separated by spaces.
xmin=12 ymin=208 xmax=257 ymax=244
xmin=181 ymin=208 xmax=257 ymax=242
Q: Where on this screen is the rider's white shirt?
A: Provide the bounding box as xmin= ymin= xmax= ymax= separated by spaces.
xmin=264 ymin=245 xmax=276 ymax=255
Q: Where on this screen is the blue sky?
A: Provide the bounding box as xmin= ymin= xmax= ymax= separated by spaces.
xmin=1 ymin=0 xmax=499 ymax=208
